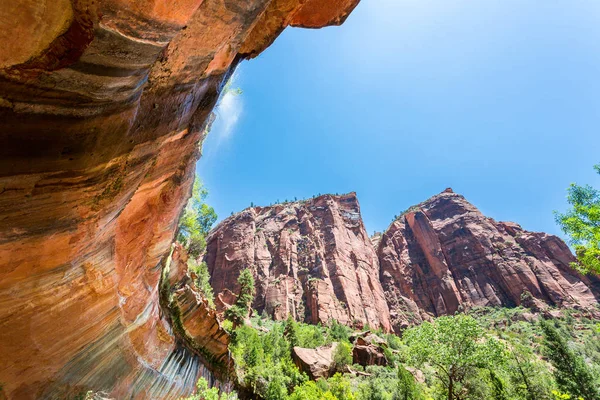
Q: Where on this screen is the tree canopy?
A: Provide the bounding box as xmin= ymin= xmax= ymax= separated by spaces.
xmin=555 ymin=164 xmax=600 ymax=275
xmin=403 ymin=314 xmax=506 ymax=400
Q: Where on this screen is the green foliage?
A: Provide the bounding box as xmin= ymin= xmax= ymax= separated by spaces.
xmin=504 ymin=339 xmax=554 ymax=400
xmin=555 ymin=164 xmax=600 ymax=274
xmin=178 ymin=178 xmax=217 ymax=257
xmin=230 ymin=323 xmax=306 ymax=399
xmin=296 ymin=323 xmax=327 ymax=348
xmin=540 ymin=319 xmax=600 ymax=400
xmin=225 ymin=310 xmax=600 ymax=400
xmin=188 ymin=260 xmax=214 ymax=307
xmin=225 ymin=268 xmax=255 ymax=325
xmin=332 ymin=341 xmax=353 ymax=372
xmin=396 ymin=365 xmax=423 ymax=400
xmin=180 ymin=377 xmax=236 ymax=400
xmin=284 ymin=315 xmax=300 ymax=349
xmin=403 ymin=314 xmax=506 ymax=400
xmin=328 ymin=319 xmax=352 ymax=342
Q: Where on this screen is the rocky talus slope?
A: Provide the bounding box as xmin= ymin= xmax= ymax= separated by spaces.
xmin=378 ymin=189 xmax=600 ymax=331
xmin=204 ymin=193 xmax=392 ymax=332
xmin=0 ymin=1 xmax=359 ymax=398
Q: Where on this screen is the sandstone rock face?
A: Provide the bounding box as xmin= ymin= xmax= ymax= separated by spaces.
xmin=292 ymin=343 xmax=338 ymax=380
xmin=0 ymin=1 xmax=358 ymax=398
xmin=378 ymin=190 xmax=600 ymax=331
xmin=162 ymin=245 xmax=232 ymax=378
xmin=204 ymin=194 xmax=392 ymax=332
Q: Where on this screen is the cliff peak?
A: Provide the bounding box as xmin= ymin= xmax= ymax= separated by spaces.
xmin=379 ymin=192 xmax=600 ymax=331
xmin=204 ymin=194 xmax=392 ymax=332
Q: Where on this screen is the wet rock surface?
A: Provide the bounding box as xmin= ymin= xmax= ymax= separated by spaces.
xmin=0 ymin=1 xmax=358 ymax=398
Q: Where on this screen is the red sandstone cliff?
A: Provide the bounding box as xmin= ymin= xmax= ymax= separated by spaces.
xmin=204 ymin=193 xmax=392 ymax=332
xmin=0 ymin=1 xmax=359 ymax=398
xmin=378 ymin=189 xmax=600 ymax=331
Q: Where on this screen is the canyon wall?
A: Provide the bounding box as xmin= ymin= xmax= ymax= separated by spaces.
xmin=206 ymin=190 xmax=600 ymax=336
xmin=204 ymin=193 xmax=392 ymax=332
xmin=378 ymin=189 xmax=600 ymax=331
xmin=0 ymin=1 xmax=359 ymax=398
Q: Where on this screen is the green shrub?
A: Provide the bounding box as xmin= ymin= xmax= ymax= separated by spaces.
xmin=332 ymin=341 xmax=353 ymax=372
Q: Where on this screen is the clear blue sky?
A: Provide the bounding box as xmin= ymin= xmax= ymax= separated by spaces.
xmin=197 ymin=0 xmax=600 ymax=238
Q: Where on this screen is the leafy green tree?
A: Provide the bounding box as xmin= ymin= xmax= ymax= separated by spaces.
xmin=178 ymin=178 xmax=217 ymax=257
xmin=488 ymin=370 xmax=508 ymax=400
xmin=180 ymin=377 xmax=236 ymax=400
xmin=505 ymin=340 xmax=554 ymax=400
xmin=286 ymin=380 xmax=337 ymax=400
xmin=395 ymin=366 xmax=423 ymax=400
xmin=540 ymin=319 xmax=600 ymax=400
xmin=296 ymin=323 xmax=326 ymax=348
xmin=225 ymin=268 xmax=255 ymax=326
xmin=327 ymin=373 xmax=356 ymax=400
xmin=327 ymin=320 xmax=351 ymax=342
xmin=284 ymin=314 xmax=300 ymax=349
xmin=188 ymin=260 xmax=214 ymax=307
xmin=555 ymin=164 xmax=600 ymax=274
xmin=403 ymin=314 xmax=506 ymax=400
xmin=332 ymin=341 xmax=353 ymax=372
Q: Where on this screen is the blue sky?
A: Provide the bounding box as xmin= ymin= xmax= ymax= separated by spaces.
xmin=198 ymin=0 xmax=600 ymax=238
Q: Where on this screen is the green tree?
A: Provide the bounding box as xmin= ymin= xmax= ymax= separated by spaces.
xmin=284 ymin=314 xmax=300 ymax=349
xmin=506 ymin=340 xmax=554 ymax=400
xmin=188 ymin=260 xmax=214 ymax=307
xmin=395 ymin=366 xmax=422 ymax=400
xmin=225 ymin=268 xmax=255 ymax=326
xmin=555 ymin=164 xmax=600 ymax=274
xmin=540 ymin=319 xmax=600 ymax=400
xmin=178 ymin=177 xmax=217 ymax=257
xmin=403 ymin=314 xmax=506 ymax=400
xmin=180 ymin=377 xmax=236 ymax=400
xmin=327 ymin=373 xmax=356 ymax=400
xmin=332 ymin=341 xmax=353 ymax=372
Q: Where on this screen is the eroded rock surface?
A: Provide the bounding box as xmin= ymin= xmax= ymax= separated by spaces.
xmin=378 ymin=189 xmax=600 ymax=331
xmin=204 ymin=193 xmax=392 ymax=332
xmin=0 ymin=1 xmax=359 ymax=398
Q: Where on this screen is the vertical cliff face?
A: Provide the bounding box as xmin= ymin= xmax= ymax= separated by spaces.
xmin=0 ymin=1 xmax=359 ymax=398
xmin=204 ymin=193 xmax=392 ymax=332
xmin=378 ymin=189 xmax=600 ymax=331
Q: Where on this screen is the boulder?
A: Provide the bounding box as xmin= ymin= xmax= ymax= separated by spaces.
xmin=292 ymin=343 xmax=338 ymax=380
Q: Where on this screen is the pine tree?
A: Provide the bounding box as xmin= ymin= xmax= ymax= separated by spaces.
xmin=284 ymin=314 xmax=299 ymax=349
xmin=540 ymin=319 xmax=600 ymax=400
xmin=225 ymin=268 xmax=255 ymax=326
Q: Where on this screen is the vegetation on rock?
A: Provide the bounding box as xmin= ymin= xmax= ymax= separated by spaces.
xmin=178 ymin=178 xmax=217 ymax=258
xmin=225 ymin=268 xmax=256 ymax=326
xmin=181 ymin=306 xmax=600 ymax=400
xmin=188 ymin=259 xmax=215 ymax=307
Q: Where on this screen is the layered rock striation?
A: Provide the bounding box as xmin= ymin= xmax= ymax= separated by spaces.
xmin=378 ymin=189 xmax=600 ymax=331
xmin=0 ymin=1 xmax=359 ymax=398
xmin=204 ymin=193 xmax=392 ymax=332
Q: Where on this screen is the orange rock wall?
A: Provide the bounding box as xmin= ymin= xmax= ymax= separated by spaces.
xmin=0 ymin=1 xmax=359 ymax=398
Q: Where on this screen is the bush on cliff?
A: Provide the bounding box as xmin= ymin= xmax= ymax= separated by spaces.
xmin=188 ymin=259 xmax=215 ymax=307
xmin=225 ymin=268 xmax=256 ymax=326
xmin=178 ymin=177 xmax=217 ymax=258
